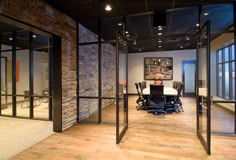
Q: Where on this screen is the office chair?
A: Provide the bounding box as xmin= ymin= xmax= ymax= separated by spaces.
xmin=135 ymin=82 xmax=146 ymax=110
xmin=148 ymin=84 xmax=166 ymax=115
xmin=176 ymin=82 xmax=184 ymax=112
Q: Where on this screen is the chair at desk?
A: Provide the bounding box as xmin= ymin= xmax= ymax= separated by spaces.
xmin=135 ymin=82 xmax=146 ymax=110
xmin=176 ymin=82 xmax=184 ymax=112
xmin=148 ymin=84 xmax=166 ymax=115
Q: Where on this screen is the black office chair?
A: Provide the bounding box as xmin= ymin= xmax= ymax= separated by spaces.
xmin=135 ymin=82 xmax=146 ymax=110
xmin=148 ymin=84 xmax=166 ymax=115
xmin=141 ymin=81 xmax=147 ymax=89
xmin=176 ymin=82 xmax=184 ymax=112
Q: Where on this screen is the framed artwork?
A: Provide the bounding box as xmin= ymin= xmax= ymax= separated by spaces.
xmin=144 ymin=57 xmax=173 ymax=80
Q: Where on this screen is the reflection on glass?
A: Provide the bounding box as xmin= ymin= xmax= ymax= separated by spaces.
xmin=79 ymin=98 xmax=98 ymax=123
xmin=79 ymin=45 xmax=98 ymax=97
xmin=218 ymin=64 xmax=223 ymax=97
xmin=198 ymin=27 xmax=208 ymax=146
xmin=32 ymin=33 xmax=49 ymax=119
xmin=218 ymin=50 xmax=222 ymax=63
xmin=231 ymin=45 xmax=235 ymax=60
xmin=1 ymin=34 xmax=13 ymax=115
xmin=102 ymin=99 xmax=115 ymax=124
xmin=15 ymin=30 xmax=30 ymax=117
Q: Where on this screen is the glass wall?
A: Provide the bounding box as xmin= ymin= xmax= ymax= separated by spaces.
xmin=0 ymin=16 xmax=52 ymax=120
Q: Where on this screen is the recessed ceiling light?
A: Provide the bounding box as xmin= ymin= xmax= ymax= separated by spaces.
xmin=196 ymin=23 xmax=200 ymax=27
xmin=198 ymin=42 xmax=202 ymax=45
xmin=118 ymin=22 xmax=122 ymax=26
xmin=133 ymin=40 xmax=136 ymax=45
xmin=158 ymin=33 xmax=162 ymax=36
xmin=158 ymin=45 xmax=162 ymax=48
xmin=125 ymin=31 xmax=129 ymax=34
xmin=33 ymin=35 xmax=37 ymax=38
xmin=139 ymin=48 xmax=142 ymax=52
xmin=186 ymin=37 xmax=190 ymax=41
xmin=158 ymin=59 xmax=161 ymax=62
xmin=9 ymin=37 xmax=13 ymax=41
xmin=158 ymin=27 xmax=163 ymax=31
xmin=105 ymin=4 xmax=112 ymax=11
xmin=180 ymin=46 xmax=183 ymax=49
xmin=158 ymin=40 xmax=162 ymax=43
xmin=204 ymin=12 xmax=209 ymax=16
xmin=126 ymin=34 xmax=130 ymax=37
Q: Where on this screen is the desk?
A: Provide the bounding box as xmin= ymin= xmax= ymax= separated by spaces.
xmin=143 ymin=87 xmax=178 ymax=96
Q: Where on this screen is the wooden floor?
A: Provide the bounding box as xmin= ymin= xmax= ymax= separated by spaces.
xmin=10 ymin=96 xmax=236 ymax=160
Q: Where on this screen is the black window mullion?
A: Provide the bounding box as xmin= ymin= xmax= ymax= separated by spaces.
xmin=29 ymin=32 xmax=34 ymax=118
xmin=49 ymin=37 xmax=53 ymax=120
xmin=0 ymin=34 xmax=2 ymax=115
xmin=229 ymin=46 xmax=233 ymax=99
xmin=12 ymin=31 xmax=16 ymax=117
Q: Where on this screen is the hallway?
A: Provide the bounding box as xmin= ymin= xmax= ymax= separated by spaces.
xmin=9 ymin=96 xmax=236 ymax=160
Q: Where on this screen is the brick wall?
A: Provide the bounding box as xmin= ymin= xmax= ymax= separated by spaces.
xmin=0 ymin=0 xmax=77 ymax=131
xmin=78 ymin=24 xmax=116 ymax=121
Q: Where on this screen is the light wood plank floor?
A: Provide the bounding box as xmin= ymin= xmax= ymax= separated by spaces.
xmin=9 ymin=96 xmax=236 ymax=160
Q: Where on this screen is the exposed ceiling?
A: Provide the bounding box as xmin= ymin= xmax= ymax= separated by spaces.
xmin=3 ymin=0 xmax=234 ymax=53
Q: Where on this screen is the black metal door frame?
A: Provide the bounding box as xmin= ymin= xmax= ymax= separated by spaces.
xmin=196 ymin=20 xmax=211 ymax=155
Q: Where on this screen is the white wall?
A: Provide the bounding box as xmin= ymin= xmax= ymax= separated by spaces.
xmin=128 ymin=49 xmax=196 ymax=94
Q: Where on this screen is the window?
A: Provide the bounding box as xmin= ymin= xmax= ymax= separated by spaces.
xmin=217 ymin=44 xmax=235 ymax=100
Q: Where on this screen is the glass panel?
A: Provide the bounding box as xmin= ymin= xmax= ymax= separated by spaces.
xmin=101 ymin=17 xmax=123 ymax=41
xmin=197 ymin=21 xmax=210 ymax=154
xmin=101 ymin=99 xmax=115 ymax=123
xmin=79 ymin=22 xmax=98 ymax=43
xmin=218 ymin=50 xmax=222 ymax=63
xmin=218 ymin=64 xmax=223 ymax=97
xmin=212 ymin=102 xmax=234 ymax=133
xmin=224 ymin=63 xmax=230 ymax=99
xmin=184 ymin=63 xmax=195 ymax=93
xmin=16 ymin=96 xmax=29 ymax=117
xmin=1 ymin=33 xmax=13 ymax=115
xmin=224 ymin=47 xmax=229 ymax=62
xmin=15 ymin=30 xmax=30 ymax=117
xmin=33 ymin=33 xmax=49 ymax=119
xmin=79 ymin=98 xmax=98 ymax=123
xmin=116 ymin=35 xmax=128 ymax=144
xmin=79 ymin=44 xmax=98 ymax=97
xmin=101 ymin=43 xmax=116 ymax=97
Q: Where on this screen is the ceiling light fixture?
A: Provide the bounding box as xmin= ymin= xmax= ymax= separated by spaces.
xmin=118 ymin=22 xmax=122 ymax=26
xmin=139 ymin=48 xmax=142 ymax=52
xmin=204 ymin=12 xmax=209 ymax=16
xmin=180 ymin=46 xmax=183 ymax=49
xmin=133 ymin=40 xmax=136 ymax=45
xmin=186 ymin=37 xmax=190 ymax=41
xmin=196 ymin=23 xmax=200 ymax=27
xmin=105 ymin=4 xmax=112 ymax=11
xmin=33 ymin=35 xmax=37 ymax=38
xmin=158 ymin=27 xmax=163 ymax=31
xmin=158 ymin=33 xmax=162 ymax=36
xmin=158 ymin=45 xmax=162 ymax=48
xmin=9 ymin=37 xmax=13 ymax=41
xmin=125 ymin=31 xmax=129 ymax=34
xmin=158 ymin=40 xmax=162 ymax=43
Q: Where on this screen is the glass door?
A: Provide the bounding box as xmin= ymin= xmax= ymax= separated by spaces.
xmin=116 ymin=33 xmax=128 ymax=144
xmin=196 ymin=20 xmax=211 ymax=155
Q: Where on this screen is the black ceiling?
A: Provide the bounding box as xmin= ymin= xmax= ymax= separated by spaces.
xmin=46 ymin=1 xmax=234 ymax=52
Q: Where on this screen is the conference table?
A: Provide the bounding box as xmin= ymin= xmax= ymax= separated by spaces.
xmin=142 ymin=87 xmax=178 ymax=96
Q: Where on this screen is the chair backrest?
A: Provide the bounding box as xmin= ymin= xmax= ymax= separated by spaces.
xmin=177 ymin=82 xmax=184 ymax=96
xmin=141 ymin=81 xmax=147 ymax=89
xmin=135 ymin=82 xmax=141 ymax=98
xmin=138 ymin=82 xmax=145 ymax=94
xmin=150 ymin=84 xmax=164 ymax=101
xmin=172 ymin=81 xmax=177 ymax=89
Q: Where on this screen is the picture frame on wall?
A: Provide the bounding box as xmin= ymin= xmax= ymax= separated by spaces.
xmin=144 ymin=57 xmax=173 ymax=80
